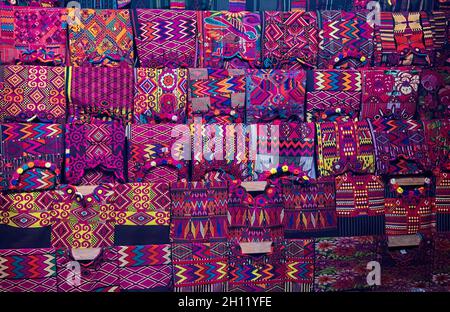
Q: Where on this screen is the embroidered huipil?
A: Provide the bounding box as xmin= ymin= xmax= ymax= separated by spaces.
xmin=0 ymin=123 xmax=63 ymax=192
xmin=1 ymin=65 xmax=66 ymax=123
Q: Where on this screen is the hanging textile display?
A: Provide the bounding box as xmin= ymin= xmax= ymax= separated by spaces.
xmin=436 ymin=173 xmax=450 ymax=232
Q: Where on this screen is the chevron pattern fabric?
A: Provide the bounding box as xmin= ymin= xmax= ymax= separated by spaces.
xmin=306 ymin=69 xmax=361 ymax=122
xmin=282 ymin=177 xmax=336 ymax=238
xmin=262 ymin=11 xmax=318 ymax=69
xmin=68 ymin=66 xmax=134 ymax=124
xmin=419 ymin=68 xmax=450 ymax=120
xmin=172 ymin=242 xmax=228 ymax=292
xmin=315 ymin=120 xmax=376 ymax=177
xmin=170 ymin=181 xmax=228 ymax=243
xmin=246 ymin=69 xmax=306 ymax=123
xmin=0 ymin=7 xmax=67 ymax=65
xmin=65 ymin=119 xmax=125 ymax=185
xmin=436 ymin=173 xmax=450 ymax=232
xmin=424 ymin=119 xmax=450 ymax=172
xmin=0 ymin=248 xmax=57 ymax=292
xmin=361 ymin=69 xmax=420 ymax=120
xmin=134 ymin=9 xmax=198 ymax=68
xmin=0 ymin=122 xmax=63 ymax=191
xmin=188 ymin=68 xmax=246 ymax=124
xmin=314 ymin=236 xmax=383 ymax=292
xmin=127 ymin=124 xmax=188 ymax=183
xmin=318 ymin=10 xmax=373 ymax=69
xmin=1 ymin=65 xmax=66 ymax=123
xmin=284 ymin=239 xmax=314 ymax=292
xmin=369 ymin=118 xmax=432 ymax=175
xmin=134 ymin=67 xmax=187 ymax=124
xmin=385 ymin=178 xmax=436 ymax=236
xmin=200 ymin=11 xmax=261 ymax=69
xmin=68 ymin=9 xmax=134 ymax=67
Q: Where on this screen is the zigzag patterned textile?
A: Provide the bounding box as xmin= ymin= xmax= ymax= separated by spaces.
xmin=1 ymin=65 xmax=66 ymax=123
xmin=134 ymin=67 xmax=187 ymax=124
xmin=262 ymin=11 xmax=318 ymax=70
xmin=361 ymin=68 xmax=420 ymax=120
xmin=56 ymin=247 xmax=120 ymax=292
xmin=246 ymin=69 xmax=306 ymax=123
xmin=133 ymin=9 xmax=198 ymax=68
xmin=200 ymin=11 xmax=261 ymax=69
xmin=317 ymin=10 xmax=374 ymax=69
xmin=385 ymin=178 xmax=436 ymax=236
xmin=306 ymin=70 xmax=361 ymax=122
xmin=315 ymin=120 xmax=376 ymax=177
xmin=68 ymin=9 xmax=134 ymax=67
xmin=314 ymin=236 xmax=383 ymax=292
xmin=170 ymin=182 xmax=228 ymax=243
xmin=436 ymin=173 xmax=450 ymax=232
xmin=188 ymin=68 xmax=246 ymax=124
xmin=282 ymin=177 xmax=337 ymax=238
xmin=284 ymin=239 xmax=314 ymax=292
xmin=228 ymin=182 xmax=284 ymax=242
xmin=253 ymin=121 xmax=316 ymax=179
xmin=127 ymin=124 xmax=188 ymax=183
xmin=65 ymin=119 xmax=125 ymax=185
xmin=192 ymin=123 xmax=252 ymax=182
xmin=0 ymin=248 xmax=57 ymax=292
xmin=116 ymin=244 xmax=172 ymax=291
xmin=369 ymin=118 xmax=432 ymax=175
xmin=379 ymin=235 xmax=433 ymax=291
xmin=172 ymin=242 xmax=228 ymax=292
xmin=423 ymin=119 xmax=450 ymax=172
xmin=228 ymin=241 xmax=286 ymax=292
xmin=112 ymin=182 xmax=171 ymax=227
xmin=0 ymin=7 xmax=67 ymax=65
xmin=0 ymin=122 xmax=63 ymax=191
xmin=374 ymin=12 xmax=434 ymax=66
xmin=51 ymin=184 xmax=116 ymax=248
xmin=68 ymin=66 xmax=134 ymax=124
xmin=432 ymin=233 xmax=450 ymax=291
xmin=419 ymin=68 xmax=450 ymax=120
xmin=335 ymin=173 xmax=385 ymax=236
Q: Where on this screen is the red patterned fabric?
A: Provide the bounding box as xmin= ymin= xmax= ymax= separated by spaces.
xmin=424 ymin=119 xmax=450 ymax=172
xmin=419 ymin=68 xmax=450 ymax=120
xmin=436 ymin=173 xmax=450 ymax=232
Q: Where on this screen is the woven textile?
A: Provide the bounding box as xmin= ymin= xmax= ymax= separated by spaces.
xmin=127 ymin=124 xmax=188 ymax=183
xmin=246 ymin=69 xmax=306 ymax=124
xmin=116 ymin=244 xmax=172 ymax=291
xmin=188 ymin=68 xmax=246 ymax=124
xmin=379 ymin=235 xmax=433 ymax=291
xmin=200 ymin=11 xmax=261 ymax=69
xmin=306 ymin=70 xmax=361 ymax=122
xmin=1 ymin=65 xmax=66 ymax=123
xmin=133 ymin=9 xmax=198 ymax=68
xmin=361 ymin=68 xmax=420 ymax=120
xmin=0 ymin=7 xmax=67 ymax=65
xmin=314 ymin=236 xmax=382 ymax=292
xmin=335 ymin=173 xmax=385 ymax=236
xmin=56 ymin=247 xmax=120 ymax=292
xmin=65 ymin=119 xmax=125 ymax=185
xmin=192 ymin=123 xmax=251 ymax=182
xmin=284 ymin=239 xmax=315 ymax=292
xmin=432 ymin=233 xmax=450 ymax=291
xmin=68 ymin=9 xmax=134 ymax=67
xmin=134 ymin=67 xmax=187 ymax=124
xmin=424 ymin=119 xmax=450 ymax=172
xmin=436 ymin=173 xmax=450 ymax=232
xmin=64 ymin=0 xmax=118 ymax=8
xmin=262 ymin=11 xmax=318 ymax=69
xmin=315 ymin=120 xmax=376 ymax=177
xmin=170 ymin=181 xmax=228 ymax=243
xmin=317 ymin=10 xmax=374 ymax=69
xmin=228 ymin=181 xmax=284 ymax=242
xmin=0 ymin=123 xmax=63 ymax=191
xmin=385 ymin=177 xmax=436 ymax=236
xmin=419 ymin=68 xmax=450 ymax=120
xmin=68 ymin=66 xmax=134 ymax=124
xmin=51 ymin=184 xmax=116 ymax=248
xmin=375 ymin=12 xmax=434 ymax=66
xmin=282 ymin=177 xmax=337 ymax=238
xmin=0 ymin=248 xmax=57 ymax=292
xmin=1 ymin=0 xmax=63 ymax=6
xmin=172 ymin=242 xmax=228 ymax=292
xmin=369 ymin=118 xmax=432 ymax=175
